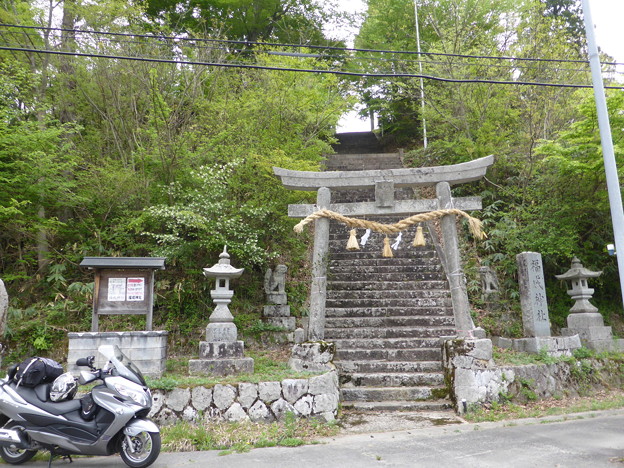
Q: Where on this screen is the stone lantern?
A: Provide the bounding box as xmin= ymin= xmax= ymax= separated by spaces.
xmin=557 ymin=257 xmax=623 ymax=351
xmin=555 ymin=256 xmax=602 ymax=314
xmin=189 ymin=246 xmax=254 ymax=375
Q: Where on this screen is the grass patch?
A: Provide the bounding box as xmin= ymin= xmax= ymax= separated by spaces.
xmin=161 ymin=413 xmax=338 ymax=453
xmin=147 ymin=348 xmax=318 ymax=391
xmin=463 ymin=390 xmax=624 ymax=423
xmin=493 ymin=346 xmax=624 ymax=367
xmin=492 ymin=347 xmax=573 ymax=366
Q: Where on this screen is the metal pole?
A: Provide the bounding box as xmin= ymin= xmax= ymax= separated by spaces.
xmin=581 ymin=0 xmax=624 ymax=310
xmin=413 ymin=0 xmax=427 ymax=148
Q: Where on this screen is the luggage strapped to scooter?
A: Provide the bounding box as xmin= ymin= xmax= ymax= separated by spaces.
xmin=14 ymin=357 xmax=64 ymax=388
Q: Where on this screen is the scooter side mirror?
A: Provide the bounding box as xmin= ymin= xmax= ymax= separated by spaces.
xmin=76 ymin=356 xmax=96 ymax=370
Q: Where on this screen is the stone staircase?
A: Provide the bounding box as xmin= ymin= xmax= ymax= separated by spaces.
xmin=324 ymin=132 xmax=454 ymax=411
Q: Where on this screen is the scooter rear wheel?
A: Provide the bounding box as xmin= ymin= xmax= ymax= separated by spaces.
xmin=0 ymin=422 xmax=37 ymax=465
xmin=119 ymin=430 xmax=161 ymax=468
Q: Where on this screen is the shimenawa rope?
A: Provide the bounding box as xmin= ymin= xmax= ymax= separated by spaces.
xmin=293 ymin=208 xmax=487 ymax=240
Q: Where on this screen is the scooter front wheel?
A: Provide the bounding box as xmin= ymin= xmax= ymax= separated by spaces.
xmin=119 ymin=430 xmax=161 ymax=468
xmin=0 ymin=422 xmax=37 ymax=465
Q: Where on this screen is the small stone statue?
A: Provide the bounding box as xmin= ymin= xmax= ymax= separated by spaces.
xmin=264 ymin=265 xmax=288 ymax=305
xmin=262 ymin=265 xmax=295 ymax=335
xmin=479 ymin=266 xmax=500 ymax=299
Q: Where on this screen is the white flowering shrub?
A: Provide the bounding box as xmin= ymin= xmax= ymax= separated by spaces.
xmin=140 ymin=159 xmax=274 ymax=266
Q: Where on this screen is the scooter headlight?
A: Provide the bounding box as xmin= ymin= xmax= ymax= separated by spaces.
xmin=113 ymin=383 xmax=149 ymax=407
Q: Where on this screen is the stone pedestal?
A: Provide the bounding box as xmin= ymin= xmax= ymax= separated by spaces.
xmin=561 ymin=313 xmax=624 ymax=351
xmin=288 ymin=342 xmax=335 ymax=373
xmin=493 ymin=335 xmax=582 ymax=357
xmin=189 ymin=341 xmax=254 ymax=376
xmin=263 ymin=304 xmax=296 ymax=331
xmin=266 ymin=293 xmax=287 ymax=305
xmin=68 ymin=331 xmax=168 ymax=378
xmin=442 ymin=338 xmax=494 ymax=414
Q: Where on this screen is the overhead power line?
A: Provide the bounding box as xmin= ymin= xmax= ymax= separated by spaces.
xmin=2 ymin=44 xmax=621 ymax=90
xmin=2 ymin=22 xmax=623 ymax=66
xmin=0 ymin=23 xmax=622 ymax=89
xmin=2 ymin=29 xmax=600 ymax=78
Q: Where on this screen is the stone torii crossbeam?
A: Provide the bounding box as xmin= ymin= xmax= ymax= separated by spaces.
xmin=273 ymin=154 xmax=494 ymax=341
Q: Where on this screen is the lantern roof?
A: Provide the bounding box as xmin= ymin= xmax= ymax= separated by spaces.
xmin=203 ymin=246 xmax=244 ymax=278
xmin=555 ymin=257 xmax=602 ymax=281
xmin=80 ymin=257 xmax=166 ymax=270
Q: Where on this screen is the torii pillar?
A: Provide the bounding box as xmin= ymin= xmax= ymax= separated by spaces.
xmin=309 ymin=187 xmax=330 ymax=341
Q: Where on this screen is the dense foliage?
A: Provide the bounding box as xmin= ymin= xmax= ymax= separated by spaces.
xmin=0 ymin=0 xmax=350 ymax=359
xmin=355 ymin=0 xmax=624 ymax=332
xmin=0 ymin=0 xmax=622 ymax=358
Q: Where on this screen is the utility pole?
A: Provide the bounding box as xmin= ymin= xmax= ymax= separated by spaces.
xmin=581 ymin=0 xmax=624 ymax=310
xmin=413 ymin=1 xmax=427 ymax=148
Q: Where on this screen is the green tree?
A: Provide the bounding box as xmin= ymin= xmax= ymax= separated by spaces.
xmin=141 ymin=0 xmax=347 ymax=44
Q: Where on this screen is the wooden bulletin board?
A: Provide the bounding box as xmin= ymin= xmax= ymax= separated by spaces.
xmin=80 ymin=257 xmax=166 ymax=332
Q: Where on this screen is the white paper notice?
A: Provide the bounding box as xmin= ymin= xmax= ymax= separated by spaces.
xmin=126 ymin=278 xmax=145 ymax=301
xmin=108 ymin=278 xmax=126 ymax=301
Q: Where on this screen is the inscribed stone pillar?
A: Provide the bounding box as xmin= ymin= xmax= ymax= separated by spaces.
xmin=436 ymin=182 xmax=475 ymax=337
xmin=516 ymin=252 xmax=551 ymax=337
xmin=308 ymin=187 xmax=331 ymax=341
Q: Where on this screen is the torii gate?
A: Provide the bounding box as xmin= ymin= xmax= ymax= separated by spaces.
xmin=273 ymin=154 xmax=494 ymax=341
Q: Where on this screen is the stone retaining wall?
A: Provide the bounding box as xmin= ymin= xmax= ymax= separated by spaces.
xmin=443 ymin=338 xmax=624 ymax=413
xmin=148 ymin=370 xmax=339 ymax=425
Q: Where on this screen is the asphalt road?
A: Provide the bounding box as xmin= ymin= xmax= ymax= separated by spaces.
xmin=20 ymin=409 xmax=624 ymax=468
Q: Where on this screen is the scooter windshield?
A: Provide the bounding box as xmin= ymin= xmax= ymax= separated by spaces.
xmin=98 ymin=345 xmax=146 ymax=386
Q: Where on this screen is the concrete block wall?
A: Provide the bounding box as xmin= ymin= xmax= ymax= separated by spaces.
xmin=68 ymin=331 xmax=168 ymax=378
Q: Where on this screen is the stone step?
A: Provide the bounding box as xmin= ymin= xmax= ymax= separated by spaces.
xmin=341 ymin=372 xmax=445 ymax=387
xmin=333 ymin=347 xmax=442 ymax=361
xmin=324 ymin=160 xmax=403 ymax=169
xmin=330 ymin=251 xmax=439 ymax=260
xmin=329 ymin=261 xmax=442 ymax=272
xmin=341 ymin=386 xmax=438 ymax=402
xmin=327 ymin=326 xmax=454 ymax=340
xmin=326 ymin=297 xmax=453 ymax=308
xmin=325 ymin=307 xmax=453 ymax=318
xmin=329 ymin=264 xmax=443 ymax=274
xmin=327 ymin=258 xmax=444 ymax=276
xmin=340 ymin=400 xmax=452 ymax=412
xmin=334 ymin=359 xmax=442 ymax=374
xmin=328 ymin=279 xmax=447 ymax=289
xmin=329 ymin=274 xmax=446 ymax=283
xmin=331 ymin=132 xmax=385 ymax=153
xmin=326 ymin=316 xmax=455 ymax=329
xmin=325 ymin=325 xmax=457 ymax=341
xmin=325 ymin=152 xmax=398 ymax=160
xmin=325 ymin=156 xmax=399 ymax=162
xmin=328 ymin=243 xmax=434 ymax=254
xmin=326 ymin=289 xmax=451 ymax=300
xmin=325 ymin=162 xmax=401 ymax=171
xmin=329 ymin=258 xmax=440 ymax=267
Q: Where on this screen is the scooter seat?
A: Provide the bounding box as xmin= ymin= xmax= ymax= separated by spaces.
xmin=10 ymin=383 xmax=81 ymax=415
xmin=34 ymin=383 xmax=50 ymax=402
